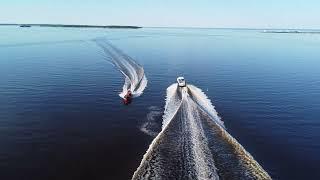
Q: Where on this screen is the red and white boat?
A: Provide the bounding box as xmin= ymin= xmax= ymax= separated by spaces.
xmin=123 ymin=90 xmax=132 ymax=105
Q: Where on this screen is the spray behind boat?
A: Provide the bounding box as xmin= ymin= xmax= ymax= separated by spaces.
xmin=132 ymin=77 xmax=270 ymax=179
xmin=94 ymin=38 xmax=147 ymax=105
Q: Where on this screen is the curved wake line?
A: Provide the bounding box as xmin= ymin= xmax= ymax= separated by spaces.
xmin=132 ymin=84 xmax=271 ymax=180
xmin=188 ymin=84 xmax=225 ymax=129
xmin=93 ymin=38 xmax=147 ymax=98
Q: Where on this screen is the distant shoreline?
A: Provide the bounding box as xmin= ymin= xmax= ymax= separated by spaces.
xmin=1 ymin=24 xmax=319 ymax=32
xmin=262 ymin=30 xmax=320 ymax=34
xmin=0 ymin=23 xmax=142 ymax=29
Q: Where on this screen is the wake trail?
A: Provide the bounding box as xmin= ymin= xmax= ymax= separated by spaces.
xmin=93 ymin=38 xmax=147 ymax=98
xmin=132 ymin=84 xmax=271 ymax=180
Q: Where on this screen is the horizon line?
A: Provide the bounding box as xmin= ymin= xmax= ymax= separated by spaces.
xmin=0 ymin=23 xmax=319 ymax=30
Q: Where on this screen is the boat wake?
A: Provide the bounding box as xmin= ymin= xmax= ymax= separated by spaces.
xmin=132 ymin=84 xmax=271 ymax=180
xmin=94 ymin=38 xmax=147 ymax=99
xmin=140 ymin=106 xmax=162 ymax=137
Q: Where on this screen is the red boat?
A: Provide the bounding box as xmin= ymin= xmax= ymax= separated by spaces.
xmin=123 ymin=90 xmax=132 ymax=105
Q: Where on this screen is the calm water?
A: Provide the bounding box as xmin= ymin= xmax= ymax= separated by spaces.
xmin=0 ymin=26 xmax=320 ymax=179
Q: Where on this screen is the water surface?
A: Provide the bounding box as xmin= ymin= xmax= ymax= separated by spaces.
xmin=0 ymin=26 xmax=320 ymax=179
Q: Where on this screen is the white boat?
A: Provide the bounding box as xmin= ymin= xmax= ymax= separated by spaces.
xmin=177 ymin=77 xmax=186 ymax=87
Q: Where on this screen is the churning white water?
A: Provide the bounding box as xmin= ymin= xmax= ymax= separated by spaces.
xmin=94 ymin=38 xmax=147 ymax=99
xmin=132 ymin=83 xmax=271 ymax=180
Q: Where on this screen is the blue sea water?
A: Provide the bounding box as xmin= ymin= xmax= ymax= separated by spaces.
xmin=0 ymin=26 xmax=320 ymax=179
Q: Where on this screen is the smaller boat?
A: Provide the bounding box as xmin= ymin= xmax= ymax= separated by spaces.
xmin=177 ymin=77 xmax=186 ymax=87
xmin=123 ymin=90 xmax=132 ymax=105
xmin=20 ymin=25 xmax=31 ymax=28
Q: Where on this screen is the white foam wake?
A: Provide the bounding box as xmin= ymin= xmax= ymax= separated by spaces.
xmin=187 ymin=84 xmax=225 ymax=128
xmin=94 ymin=38 xmax=147 ymax=98
xmin=132 ymin=83 xmax=271 ymax=180
xmin=162 ymin=83 xmax=180 ymax=129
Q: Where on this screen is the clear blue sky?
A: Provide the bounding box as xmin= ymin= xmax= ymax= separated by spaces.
xmin=1 ymin=0 xmax=319 ymax=29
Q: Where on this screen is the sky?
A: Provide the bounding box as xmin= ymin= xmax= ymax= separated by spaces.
xmin=0 ymin=0 xmax=319 ymax=29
